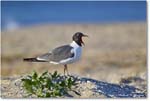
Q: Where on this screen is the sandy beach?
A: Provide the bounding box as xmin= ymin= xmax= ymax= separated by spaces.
xmin=1 ymin=22 xmax=147 ymax=84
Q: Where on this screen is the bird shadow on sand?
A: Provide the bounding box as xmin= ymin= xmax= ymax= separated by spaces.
xmin=80 ymin=77 xmax=146 ymax=98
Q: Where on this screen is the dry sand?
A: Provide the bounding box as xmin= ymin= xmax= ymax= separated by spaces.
xmin=1 ymin=75 xmax=146 ymax=98
xmin=1 ymin=22 xmax=147 ymax=84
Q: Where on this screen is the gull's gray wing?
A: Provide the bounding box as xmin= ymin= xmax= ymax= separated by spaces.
xmin=37 ymin=53 xmax=52 ymax=61
xmin=37 ymin=45 xmax=74 ymax=62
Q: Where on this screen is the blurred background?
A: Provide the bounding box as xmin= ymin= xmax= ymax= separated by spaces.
xmin=1 ymin=1 xmax=147 ymax=83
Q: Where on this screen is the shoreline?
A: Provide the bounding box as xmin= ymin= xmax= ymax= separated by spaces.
xmin=2 ymin=21 xmax=146 ymax=33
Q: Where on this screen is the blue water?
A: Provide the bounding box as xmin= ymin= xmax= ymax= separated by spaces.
xmin=1 ymin=1 xmax=146 ymax=30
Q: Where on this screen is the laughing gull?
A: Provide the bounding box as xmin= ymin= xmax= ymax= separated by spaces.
xmin=23 ymin=32 xmax=88 ymax=75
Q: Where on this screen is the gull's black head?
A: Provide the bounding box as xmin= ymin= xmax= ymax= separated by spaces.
xmin=72 ymin=32 xmax=88 ymax=46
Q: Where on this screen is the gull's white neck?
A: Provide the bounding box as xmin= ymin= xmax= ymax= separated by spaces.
xmin=70 ymin=41 xmax=81 ymax=48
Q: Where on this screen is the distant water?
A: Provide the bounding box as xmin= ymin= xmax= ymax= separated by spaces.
xmin=1 ymin=1 xmax=146 ymax=30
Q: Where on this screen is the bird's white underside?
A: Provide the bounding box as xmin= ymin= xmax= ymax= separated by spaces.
xmin=37 ymin=41 xmax=82 ymax=65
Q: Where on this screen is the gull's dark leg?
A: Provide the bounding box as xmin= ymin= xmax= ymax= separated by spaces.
xmin=64 ymin=64 xmax=67 ymax=76
xmin=64 ymin=64 xmax=69 ymax=76
xmin=66 ymin=65 xmax=69 ymax=76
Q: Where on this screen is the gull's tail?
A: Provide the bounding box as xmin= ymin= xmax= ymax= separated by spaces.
xmin=23 ymin=58 xmax=46 ymax=62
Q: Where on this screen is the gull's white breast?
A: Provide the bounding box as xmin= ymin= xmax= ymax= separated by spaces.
xmin=59 ymin=41 xmax=82 ymax=65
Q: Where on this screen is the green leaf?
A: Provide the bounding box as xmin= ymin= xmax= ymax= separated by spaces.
xmin=45 ymin=92 xmax=51 ymax=97
xmin=22 ymin=81 xmax=33 ymax=94
xmin=45 ymin=78 xmax=52 ymax=88
xmin=60 ymin=81 xmax=66 ymax=87
xmin=32 ymin=71 xmax=38 ymax=79
xmin=52 ymin=71 xmax=58 ymax=78
xmin=41 ymin=70 xmax=48 ymax=76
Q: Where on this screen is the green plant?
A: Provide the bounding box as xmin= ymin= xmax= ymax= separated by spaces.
xmin=21 ymin=71 xmax=78 ymax=98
